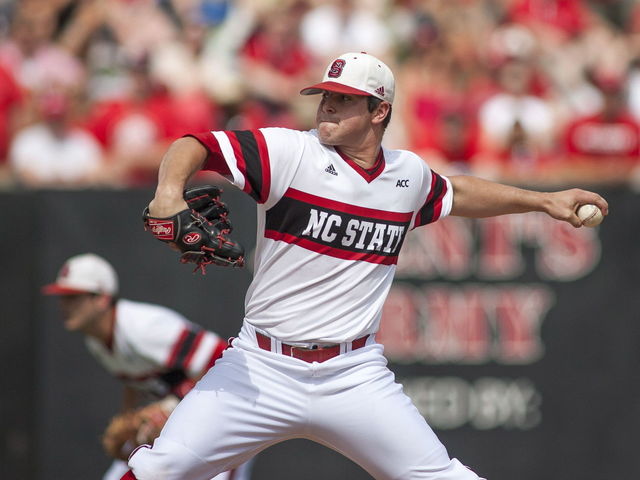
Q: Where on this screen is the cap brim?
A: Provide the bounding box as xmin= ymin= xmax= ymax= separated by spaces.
xmin=41 ymin=284 xmax=94 ymax=295
xmin=300 ymin=81 xmax=372 ymax=97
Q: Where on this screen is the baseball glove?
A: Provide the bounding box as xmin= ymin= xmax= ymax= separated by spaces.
xmin=102 ymin=397 xmax=179 ymax=461
xmin=143 ymin=185 xmax=245 ymax=273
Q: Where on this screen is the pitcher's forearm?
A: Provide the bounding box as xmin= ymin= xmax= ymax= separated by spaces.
xmin=449 ymin=175 xmax=549 ymax=217
xmin=150 ymin=138 xmax=208 ymax=217
xmin=449 ymin=175 xmax=608 ymax=227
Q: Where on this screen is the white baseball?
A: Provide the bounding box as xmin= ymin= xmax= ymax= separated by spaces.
xmin=577 ymin=204 xmax=603 ymax=227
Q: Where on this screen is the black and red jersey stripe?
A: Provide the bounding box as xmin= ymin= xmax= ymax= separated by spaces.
xmin=187 ymin=130 xmax=271 ymax=204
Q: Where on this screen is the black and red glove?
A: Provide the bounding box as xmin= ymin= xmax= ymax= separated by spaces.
xmin=143 ymin=185 xmax=245 ymax=272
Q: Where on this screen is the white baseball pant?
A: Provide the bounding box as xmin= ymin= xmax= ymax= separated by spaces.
xmin=128 ymin=323 xmax=485 ymax=480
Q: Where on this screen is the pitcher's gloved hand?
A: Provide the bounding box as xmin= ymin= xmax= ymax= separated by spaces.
xmin=143 ymin=185 xmax=245 ymax=273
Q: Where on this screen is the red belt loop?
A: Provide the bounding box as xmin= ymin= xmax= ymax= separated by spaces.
xmin=255 ymin=332 xmax=369 ymax=363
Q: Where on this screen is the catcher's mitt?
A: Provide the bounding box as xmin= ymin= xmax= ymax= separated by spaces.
xmin=143 ymin=185 xmax=245 ymax=273
xmin=102 ymin=397 xmax=179 ymax=461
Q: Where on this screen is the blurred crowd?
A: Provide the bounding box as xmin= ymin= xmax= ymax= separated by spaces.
xmin=1 ymin=0 xmax=640 ymax=190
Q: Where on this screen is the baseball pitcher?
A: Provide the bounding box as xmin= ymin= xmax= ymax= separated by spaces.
xmin=123 ymin=52 xmax=608 ymax=479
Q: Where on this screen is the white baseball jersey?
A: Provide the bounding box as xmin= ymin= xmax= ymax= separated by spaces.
xmin=127 ymin=129 xmax=483 ymax=480
xmin=90 ymin=300 xmax=251 ymax=480
xmin=85 ymin=299 xmax=226 ymax=398
xmin=190 ymin=128 xmax=452 ymax=343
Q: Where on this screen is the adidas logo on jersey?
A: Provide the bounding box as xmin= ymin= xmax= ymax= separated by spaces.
xmin=325 ymin=164 xmax=338 ymax=176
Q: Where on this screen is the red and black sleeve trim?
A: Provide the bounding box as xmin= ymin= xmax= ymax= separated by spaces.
xmin=185 ymin=133 xmax=232 ymax=176
xmin=226 ymin=130 xmax=271 ymax=203
xmin=187 ymin=130 xmax=271 ymax=203
xmin=230 ymin=130 xmax=261 ymax=201
xmin=414 ymin=171 xmax=448 ymax=228
xmin=166 ymin=328 xmax=203 ymax=370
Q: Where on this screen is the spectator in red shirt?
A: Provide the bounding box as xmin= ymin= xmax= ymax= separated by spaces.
xmin=559 ymin=71 xmax=640 ymax=185
xmin=413 ymin=108 xmax=480 ymax=175
xmin=83 ymin=55 xmax=219 ymax=187
xmin=472 ymin=56 xmax=557 ymax=183
xmin=508 ymin=0 xmax=592 ymax=40
xmin=235 ymin=1 xmax=314 ymax=130
xmin=398 ymin=42 xmax=491 ymax=174
xmin=0 ymin=64 xmax=23 ymax=175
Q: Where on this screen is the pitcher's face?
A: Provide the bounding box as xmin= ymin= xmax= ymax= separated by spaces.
xmin=315 ymin=92 xmax=373 ymax=146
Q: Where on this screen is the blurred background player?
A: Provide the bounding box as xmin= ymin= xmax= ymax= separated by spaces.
xmin=42 ymin=252 xmax=253 ymax=480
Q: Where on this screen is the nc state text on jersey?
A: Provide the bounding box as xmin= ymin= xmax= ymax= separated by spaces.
xmin=301 ymin=209 xmax=406 ymax=254
xmin=265 ymin=188 xmax=413 ymax=264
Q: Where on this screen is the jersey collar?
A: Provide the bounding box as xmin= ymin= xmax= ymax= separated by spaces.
xmin=334 ymin=146 xmax=385 ymax=183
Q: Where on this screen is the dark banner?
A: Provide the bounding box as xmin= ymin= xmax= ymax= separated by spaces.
xmin=379 ymin=189 xmax=640 ymax=480
xmin=0 ymin=193 xmax=37 ymax=480
xmin=2 ymin=186 xmax=639 ymax=480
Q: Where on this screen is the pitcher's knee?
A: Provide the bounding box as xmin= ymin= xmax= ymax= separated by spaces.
xmin=432 ymin=458 xmax=485 ymax=480
xmin=399 ymin=458 xmax=484 ymax=480
xmin=128 ymin=440 xmax=216 ymax=480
